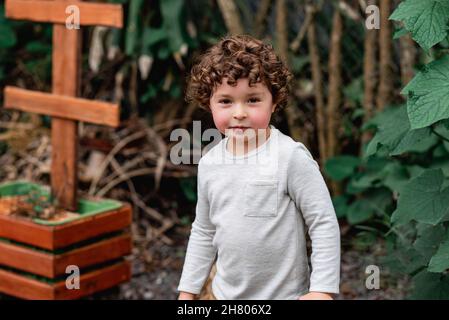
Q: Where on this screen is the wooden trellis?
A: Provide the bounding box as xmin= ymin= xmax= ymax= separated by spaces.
xmin=3 ymin=0 xmax=123 ymax=211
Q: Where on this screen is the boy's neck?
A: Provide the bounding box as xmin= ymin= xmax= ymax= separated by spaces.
xmin=226 ymin=126 xmax=271 ymax=156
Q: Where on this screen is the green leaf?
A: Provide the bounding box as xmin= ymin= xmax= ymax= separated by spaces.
xmin=393 ymin=26 xmax=409 ymax=40
xmin=25 ymin=41 xmax=51 ymax=54
xmin=179 ymin=177 xmax=197 ymax=203
xmin=428 ymin=233 xmax=449 ymax=272
xmin=324 ymin=155 xmax=360 ymax=181
xmin=344 ymin=77 xmax=363 ymax=105
xmin=382 ymin=162 xmax=410 ymax=193
xmin=389 ymin=0 xmax=449 ymax=51
xmin=290 ymin=55 xmax=309 ymax=74
xmin=365 ymin=105 xmax=437 ymax=156
xmin=0 ymin=24 xmax=17 ymax=49
xmin=391 ymin=169 xmax=449 ymax=225
xmin=410 ymin=270 xmax=449 ymax=299
xmin=160 ymin=0 xmax=187 ymax=53
xmin=346 ymin=189 xmax=391 ymax=225
xmin=125 ymin=0 xmax=144 ymax=56
xmin=332 ymin=195 xmax=349 ymax=219
xmin=142 ymin=27 xmax=167 ymax=55
xmin=347 ymin=199 xmax=374 ymax=225
xmin=402 ymin=55 xmax=449 ymax=129
xmin=414 ymin=224 xmax=446 ymax=262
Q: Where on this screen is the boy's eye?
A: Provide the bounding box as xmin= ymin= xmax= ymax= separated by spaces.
xmin=219 ymin=99 xmax=231 ymax=104
xmin=248 ymin=98 xmax=260 ymax=103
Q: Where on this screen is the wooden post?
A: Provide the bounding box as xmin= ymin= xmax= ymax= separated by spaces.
xmin=3 ymin=0 xmax=123 ymax=211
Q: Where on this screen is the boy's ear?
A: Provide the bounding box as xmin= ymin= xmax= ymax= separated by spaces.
xmin=271 ymin=103 xmax=277 ymax=113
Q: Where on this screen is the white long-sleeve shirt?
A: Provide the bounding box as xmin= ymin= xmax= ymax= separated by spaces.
xmin=177 ymin=125 xmax=340 ymax=299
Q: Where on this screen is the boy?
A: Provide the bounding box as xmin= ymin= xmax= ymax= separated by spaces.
xmin=177 ymin=35 xmax=340 ymax=300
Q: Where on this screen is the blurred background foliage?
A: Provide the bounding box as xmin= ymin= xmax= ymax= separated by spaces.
xmin=1 ymin=0 xmax=449 ymax=299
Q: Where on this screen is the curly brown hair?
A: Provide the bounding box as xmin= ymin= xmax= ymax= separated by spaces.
xmin=186 ymin=34 xmax=293 ymax=113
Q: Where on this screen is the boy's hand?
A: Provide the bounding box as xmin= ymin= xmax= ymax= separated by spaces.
xmin=298 ymin=292 xmax=334 ymax=300
xmin=178 ymin=292 xmax=196 ymax=300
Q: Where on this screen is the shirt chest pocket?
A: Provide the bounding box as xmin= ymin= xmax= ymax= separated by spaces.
xmin=244 ymin=180 xmax=279 ymax=217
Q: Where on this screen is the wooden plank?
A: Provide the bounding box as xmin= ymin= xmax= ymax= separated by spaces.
xmin=54 ymin=233 xmax=132 ymax=276
xmin=5 ymin=0 xmax=123 ymax=28
xmin=0 ymin=260 xmax=130 ymax=300
xmin=0 ymin=233 xmax=132 ymax=278
xmin=0 ymin=203 xmax=132 ymax=250
xmin=53 ymin=260 xmax=131 ymax=299
xmin=0 ymin=240 xmax=54 ymax=278
xmin=53 ymin=204 xmax=132 ymax=249
xmin=51 ymin=23 xmax=81 ymax=211
xmin=0 ymin=215 xmax=54 ymax=250
xmin=4 ymin=86 xmax=121 ymax=127
xmin=0 ymin=268 xmax=53 ymax=299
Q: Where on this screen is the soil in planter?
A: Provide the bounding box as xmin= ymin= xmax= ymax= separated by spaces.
xmin=0 ymin=182 xmax=122 ymax=225
xmin=0 ymin=195 xmax=78 ymax=221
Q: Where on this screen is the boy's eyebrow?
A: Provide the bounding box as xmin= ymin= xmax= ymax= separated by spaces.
xmin=214 ymin=92 xmax=265 ymax=98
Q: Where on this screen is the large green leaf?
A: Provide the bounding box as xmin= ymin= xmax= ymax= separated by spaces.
xmin=347 ymin=199 xmax=374 ymax=225
xmin=365 ymin=105 xmax=437 ymax=157
xmin=414 ymin=224 xmax=446 ymax=262
xmin=346 ymin=188 xmax=392 ymax=225
xmin=391 ymin=169 xmax=449 ymax=225
xmin=390 ymin=0 xmax=449 ymax=51
xmin=428 ymin=231 xmax=449 ymax=272
xmin=402 ymin=55 xmax=449 ymax=129
xmin=410 ymin=270 xmax=449 ymax=299
xmin=324 ymin=155 xmax=360 ymax=181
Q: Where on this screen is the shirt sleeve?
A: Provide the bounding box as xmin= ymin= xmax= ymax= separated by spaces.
xmin=287 ymin=143 xmax=341 ymax=294
xmin=177 ymin=159 xmax=217 ymax=295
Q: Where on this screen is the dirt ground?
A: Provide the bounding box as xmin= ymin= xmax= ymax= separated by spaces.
xmin=90 ymin=230 xmax=412 ymax=300
xmin=0 ymin=228 xmax=411 ymax=300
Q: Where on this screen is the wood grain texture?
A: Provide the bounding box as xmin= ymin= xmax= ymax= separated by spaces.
xmin=0 ymin=204 xmax=132 ymax=250
xmin=4 ymin=86 xmax=120 ymax=127
xmin=54 ymin=260 xmax=131 ymax=299
xmin=51 ymin=23 xmax=81 ymax=211
xmin=5 ymin=0 xmax=123 ymax=28
xmin=0 ymin=233 xmax=132 ymax=278
xmin=0 ymin=260 xmax=131 ymax=300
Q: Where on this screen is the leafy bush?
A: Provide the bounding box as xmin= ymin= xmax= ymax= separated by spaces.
xmin=325 ymin=0 xmax=449 ymax=298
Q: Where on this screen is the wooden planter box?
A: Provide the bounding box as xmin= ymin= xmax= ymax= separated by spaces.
xmin=0 ymin=182 xmax=133 ymax=300
xmin=0 ymin=260 xmax=131 ymax=300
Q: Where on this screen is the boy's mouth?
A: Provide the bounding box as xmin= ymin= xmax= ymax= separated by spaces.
xmin=229 ymin=126 xmax=250 ymax=133
xmin=229 ymin=126 xmax=251 ymax=129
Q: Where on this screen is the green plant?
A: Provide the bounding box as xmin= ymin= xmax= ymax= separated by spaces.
xmin=325 ymin=0 xmax=449 ymax=299
xmin=14 ymin=185 xmax=58 ymax=219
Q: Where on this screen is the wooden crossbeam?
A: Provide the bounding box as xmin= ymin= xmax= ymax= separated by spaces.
xmin=5 ymin=0 xmax=123 ymax=28
xmin=4 ymin=86 xmax=120 ymax=127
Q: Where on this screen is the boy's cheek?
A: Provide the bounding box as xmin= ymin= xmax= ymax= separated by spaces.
xmin=247 ymin=111 xmax=272 ymax=129
xmin=211 ymin=111 xmax=231 ymax=133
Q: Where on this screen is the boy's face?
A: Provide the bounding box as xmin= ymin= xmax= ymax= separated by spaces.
xmin=209 ymin=77 xmax=276 ymax=144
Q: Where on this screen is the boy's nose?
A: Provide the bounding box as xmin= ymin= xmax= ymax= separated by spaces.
xmin=233 ymin=104 xmax=247 ymax=119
